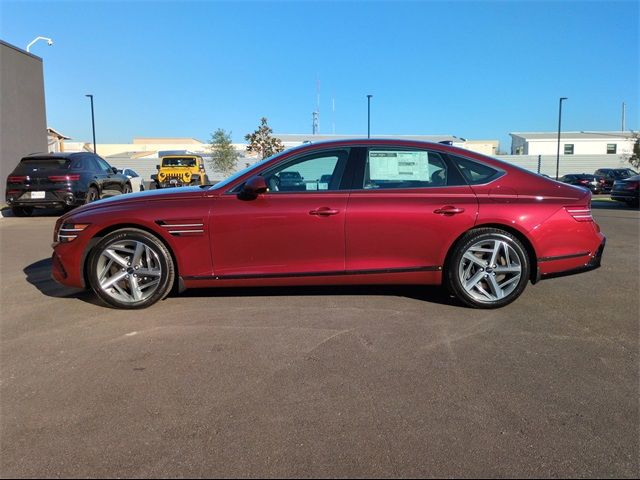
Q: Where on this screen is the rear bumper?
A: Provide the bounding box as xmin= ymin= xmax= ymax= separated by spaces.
xmin=538 ymin=237 xmax=605 ymax=281
xmin=6 ymin=189 xmax=84 ymax=208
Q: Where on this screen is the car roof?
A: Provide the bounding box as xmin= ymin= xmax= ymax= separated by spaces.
xmin=21 ymin=152 xmax=88 ymax=160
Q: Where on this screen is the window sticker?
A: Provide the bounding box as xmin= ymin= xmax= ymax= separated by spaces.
xmin=369 ymin=151 xmax=433 ymax=181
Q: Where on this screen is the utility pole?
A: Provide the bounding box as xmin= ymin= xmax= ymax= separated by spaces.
xmin=622 ymin=102 xmax=626 ymax=132
xmin=86 ymin=94 xmax=96 ymax=154
xmin=555 ymin=97 xmax=567 ymax=180
xmin=367 ymin=94 xmax=373 ymax=138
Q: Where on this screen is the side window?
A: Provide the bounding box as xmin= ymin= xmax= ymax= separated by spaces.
xmin=95 ymin=156 xmax=113 ymax=173
xmin=449 ymin=155 xmax=502 ymax=185
xmin=262 ymin=150 xmax=348 ymax=193
xmin=70 ymin=157 xmax=85 ymax=170
xmin=363 ymin=149 xmax=449 ymax=189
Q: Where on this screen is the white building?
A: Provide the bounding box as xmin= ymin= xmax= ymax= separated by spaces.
xmin=510 ymin=131 xmax=636 ymax=156
xmin=275 ymin=134 xmax=499 ymax=156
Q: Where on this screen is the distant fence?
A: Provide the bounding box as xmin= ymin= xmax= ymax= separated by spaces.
xmin=105 ymin=152 xmax=635 ymax=187
xmin=498 ymin=154 xmax=632 ymax=177
xmin=105 ymin=154 xmax=256 ymax=187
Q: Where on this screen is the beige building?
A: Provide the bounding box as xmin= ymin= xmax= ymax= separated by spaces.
xmin=0 ymin=40 xmax=48 ymax=199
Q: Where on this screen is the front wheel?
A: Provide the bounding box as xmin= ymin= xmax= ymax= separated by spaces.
xmin=445 ymin=228 xmax=530 ymax=309
xmin=85 ymin=186 xmax=99 ymax=204
xmin=87 ymin=228 xmax=175 ymax=309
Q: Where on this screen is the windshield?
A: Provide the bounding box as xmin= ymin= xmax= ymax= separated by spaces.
xmin=162 ymin=157 xmax=197 ymax=167
xmin=15 ymin=158 xmax=70 ymax=173
xmin=211 ymin=153 xmax=283 ymax=190
xmin=614 ymin=169 xmax=637 ymax=179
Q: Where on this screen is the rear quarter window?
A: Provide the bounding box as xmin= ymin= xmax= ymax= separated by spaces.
xmin=449 ymin=155 xmax=502 ymax=185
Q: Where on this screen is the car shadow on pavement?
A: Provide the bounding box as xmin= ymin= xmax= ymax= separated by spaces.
xmin=24 ymin=258 xmax=100 ymax=305
xmin=179 ymin=284 xmax=460 ymax=307
xmin=591 ymin=200 xmax=638 ymax=211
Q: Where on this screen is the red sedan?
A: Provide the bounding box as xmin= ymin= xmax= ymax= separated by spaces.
xmin=51 ymin=139 xmax=605 ymax=309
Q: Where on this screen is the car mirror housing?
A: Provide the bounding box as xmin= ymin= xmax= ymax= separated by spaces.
xmin=241 ymin=175 xmax=268 ymax=199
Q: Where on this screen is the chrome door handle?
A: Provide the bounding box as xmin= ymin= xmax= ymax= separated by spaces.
xmin=434 ymin=206 xmax=465 ymax=215
xmin=309 ymin=207 xmax=340 ymax=216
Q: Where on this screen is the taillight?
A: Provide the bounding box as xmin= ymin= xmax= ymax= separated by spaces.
xmin=579 ymin=180 xmax=589 ymax=184
xmin=624 ymin=181 xmax=639 ymax=191
xmin=57 ymin=223 xmax=90 ymax=243
xmin=7 ymin=175 xmax=28 ymax=183
xmin=48 ymin=174 xmax=80 ymax=182
xmin=565 ymin=205 xmax=593 ymax=222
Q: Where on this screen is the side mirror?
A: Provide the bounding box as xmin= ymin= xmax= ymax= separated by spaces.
xmin=112 ymin=167 xmax=119 ymax=174
xmin=241 ymin=175 xmax=268 ymax=199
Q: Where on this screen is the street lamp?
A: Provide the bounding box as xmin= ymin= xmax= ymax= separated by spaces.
xmin=86 ymin=94 xmax=96 ymax=154
xmin=367 ymin=94 xmax=373 ymax=138
xmin=26 ymin=36 xmax=53 ymax=53
xmin=555 ymin=97 xmax=568 ymax=180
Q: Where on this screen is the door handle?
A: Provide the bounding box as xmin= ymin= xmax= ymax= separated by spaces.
xmin=434 ymin=206 xmax=465 ymax=215
xmin=309 ymin=207 xmax=340 ymax=216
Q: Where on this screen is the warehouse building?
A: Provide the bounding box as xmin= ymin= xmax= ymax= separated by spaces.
xmin=510 ymin=131 xmax=636 ymax=156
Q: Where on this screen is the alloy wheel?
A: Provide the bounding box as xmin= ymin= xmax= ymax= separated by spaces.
xmin=458 ymin=238 xmax=522 ymax=303
xmin=95 ymin=239 xmax=163 ymax=304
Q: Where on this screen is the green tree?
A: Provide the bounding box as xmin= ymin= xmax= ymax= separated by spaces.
xmin=627 ymin=132 xmax=640 ymax=169
xmin=244 ymin=117 xmax=285 ymax=159
xmin=209 ymin=128 xmax=239 ymax=176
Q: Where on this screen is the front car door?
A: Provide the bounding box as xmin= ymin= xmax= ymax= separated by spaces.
xmin=345 ymin=146 xmax=478 ymax=272
xmin=210 ymin=148 xmax=353 ymax=278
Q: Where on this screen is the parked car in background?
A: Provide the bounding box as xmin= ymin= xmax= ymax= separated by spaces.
xmin=51 ymin=139 xmax=605 ymax=310
xmin=6 ymin=152 xmax=132 ymax=217
xmin=594 ymin=168 xmax=638 ymax=192
xmin=120 ymin=168 xmax=145 ymax=192
xmin=610 ymin=174 xmax=639 ymax=208
xmin=558 ymin=173 xmax=605 ymax=194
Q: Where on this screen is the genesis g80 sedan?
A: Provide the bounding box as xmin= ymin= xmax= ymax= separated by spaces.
xmin=51 ymin=139 xmax=606 ymax=309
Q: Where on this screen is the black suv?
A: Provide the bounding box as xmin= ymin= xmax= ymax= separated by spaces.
xmin=594 ymin=168 xmax=638 ymax=192
xmin=5 ymin=152 xmax=132 ymax=217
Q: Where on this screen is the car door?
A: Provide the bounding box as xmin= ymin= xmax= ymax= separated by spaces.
xmin=210 ymin=148 xmax=353 ymax=278
xmin=94 ymin=156 xmax=123 ymax=194
xmin=345 ymin=146 xmax=478 ymax=272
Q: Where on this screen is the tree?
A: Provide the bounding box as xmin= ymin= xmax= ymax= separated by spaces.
xmin=627 ymin=132 xmax=640 ymax=169
xmin=208 ymin=128 xmax=238 ymax=176
xmin=244 ymin=117 xmax=285 ymax=159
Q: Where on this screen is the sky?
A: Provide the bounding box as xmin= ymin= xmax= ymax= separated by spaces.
xmin=1 ymin=0 xmax=638 ymax=151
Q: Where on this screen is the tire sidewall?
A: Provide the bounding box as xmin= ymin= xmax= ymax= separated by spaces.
xmin=88 ymin=229 xmax=175 ymax=309
xmin=447 ymin=229 xmax=530 ymax=309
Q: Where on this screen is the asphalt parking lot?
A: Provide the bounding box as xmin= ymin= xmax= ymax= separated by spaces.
xmin=1 ymin=201 xmax=638 ymax=478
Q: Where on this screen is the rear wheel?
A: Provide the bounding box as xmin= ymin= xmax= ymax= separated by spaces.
xmin=85 ymin=186 xmax=99 ymax=204
xmin=446 ymin=228 xmax=530 ymax=308
xmin=87 ymin=228 xmax=175 ymax=309
xmin=11 ymin=206 xmax=33 ymax=217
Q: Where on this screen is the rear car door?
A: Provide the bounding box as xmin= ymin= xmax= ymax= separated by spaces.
xmin=210 ymin=148 xmax=353 ymax=277
xmin=345 ymin=146 xmax=478 ymax=272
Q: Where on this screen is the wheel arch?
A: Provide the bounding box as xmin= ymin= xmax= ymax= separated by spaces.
xmin=444 ymin=223 xmax=539 ymax=284
xmin=81 ymin=223 xmax=180 ymax=290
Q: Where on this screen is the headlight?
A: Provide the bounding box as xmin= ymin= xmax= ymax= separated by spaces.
xmin=56 ymin=223 xmax=90 ymax=243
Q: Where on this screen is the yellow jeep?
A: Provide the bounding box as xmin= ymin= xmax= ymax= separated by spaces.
xmin=152 ymin=155 xmax=209 ymax=189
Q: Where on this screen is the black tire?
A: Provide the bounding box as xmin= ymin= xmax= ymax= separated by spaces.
xmin=445 ymin=228 xmax=530 ymax=309
xmin=203 ymin=175 xmax=210 ymax=185
xmin=122 ymin=183 xmax=132 ymax=195
xmin=85 ymin=186 xmax=99 ymax=204
xmin=87 ymin=228 xmax=175 ymax=309
xmin=11 ymin=206 xmax=34 ymax=217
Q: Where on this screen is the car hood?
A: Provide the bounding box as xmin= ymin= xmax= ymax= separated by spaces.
xmin=71 ymin=186 xmax=209 ymax=215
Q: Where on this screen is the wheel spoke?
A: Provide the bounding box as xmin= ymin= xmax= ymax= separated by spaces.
xmin=129 ymin=276 xmax=142 ymax=301
xmin=104 ymin=249 xmax=129 ymax=268
xmin=493 ymin=266 xmax=521 ymax=273
xmin=137 ymin=268 xmax=161 ymax=277
xmin=131 ymin=242 xmax=145 ymax=267
xmin=98 ymin=259 xmax=114 ymax=282
xmin=489 ymin=240 xmax=500 ymax=267
xmin=101 ymin=270 xmax=127 ymax=289
xmin=487 ymin=275 xmax=505 ymax=299
xmin=463 ymin=252 xmax=487 ymax=268
xmin=464 ymin=270 xmax=486 ymax=292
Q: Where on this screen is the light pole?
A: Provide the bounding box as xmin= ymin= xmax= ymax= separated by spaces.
xmin=86 ymin=94 xmax=96 ymax=154
xmin=367 ymin=94 xmax=373 ymax=138
xmin=555 ymin=97 xmax=567 ymax=180
xmin=26 ymin=36 xmax=53 ymax=53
